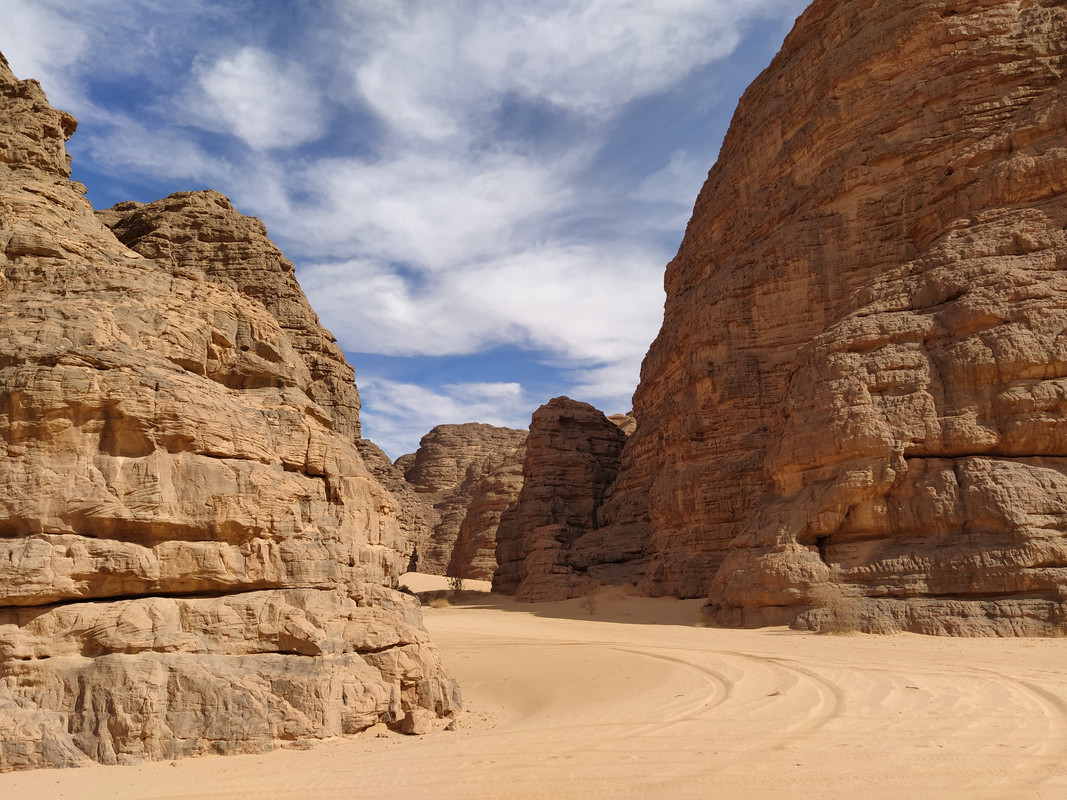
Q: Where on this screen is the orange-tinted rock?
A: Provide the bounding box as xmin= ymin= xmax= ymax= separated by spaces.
xmin=400 ymin=423 xmax=527 ymax=576
xmin=0 ymin=52 xmax=456 ymax=771
xmin=447 ymin=443 xmax=526 ymax=581
xmin=583 ymin=0 xmax=1067 ymax=634
xmin=493 ymin=397 xmax=630 ymax=600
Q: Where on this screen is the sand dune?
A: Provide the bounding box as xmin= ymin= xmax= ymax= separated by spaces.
xmin=4 ymin=575 xmax=1067 ymax=799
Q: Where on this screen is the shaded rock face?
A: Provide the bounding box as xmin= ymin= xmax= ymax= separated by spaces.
xmin=447 ymin=442 xmax=526 ymax=581
xmin=581 ymin=0 xmax=1067 ymax=634
xmin=0 ymin=53 xmax=457 ymax=771
xmin=399 ymin=423 xmax=527 ymax=577
xmin=355 ymin=438 xmax=433 ymax=569
xmin=493 ymin=397 xmax=629 ymax=601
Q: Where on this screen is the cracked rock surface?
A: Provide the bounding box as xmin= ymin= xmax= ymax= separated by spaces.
xmin=503 ymin=1 xmax=1067 ymax=635
xmin=0 ymin=52 xmax=457 ymax=771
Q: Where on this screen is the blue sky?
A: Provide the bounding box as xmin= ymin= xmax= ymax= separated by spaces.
xmin=2 ymin=0 xmax=809 ymax=458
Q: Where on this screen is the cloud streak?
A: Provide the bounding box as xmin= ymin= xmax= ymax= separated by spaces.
xmin=2 ymin=0 xmax=809 ymax=455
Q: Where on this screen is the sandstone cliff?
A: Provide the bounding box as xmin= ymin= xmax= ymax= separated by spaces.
xmin=493 ymin=397 xmax=630 ymax=600
xmin=398 ymin=423 xmax=527 ymax=577
xmin=447 ymin=441 xmax=526 ymax=581
xmin=356 ymin=437 xmax=432 ymax=569
xmin=0 ymin=53 xmax=457 ymax=771
xmin=558 ymin=0 xmax=1067 ymax=635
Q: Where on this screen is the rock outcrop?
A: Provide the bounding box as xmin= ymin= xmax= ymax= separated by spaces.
xmin=398 ymin=423 xmax=527 ymax=577
xmin=356 ymin=438 xmax=432 ymax=569
xmin=447 ymin=442 xmax=526 ymax=581
xmin=493 ymin=398 xmax=630 ymax=600
xmin=0 ymin=53 xmax=457 ymax=771
xmin=538 ymin=0 xmax=1067 ymax=635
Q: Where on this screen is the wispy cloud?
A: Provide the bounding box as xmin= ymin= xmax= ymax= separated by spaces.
xmin=186 ymin=47 xmax=326 ymax=151
xmin=358 ymin=377 xmax=531 ymax=458
xmin=1 ymin=0 xmax=808 ymax=454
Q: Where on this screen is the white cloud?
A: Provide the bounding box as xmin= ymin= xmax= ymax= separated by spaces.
xmin=0 ymin=0 xmax=92 ymax=110
xmin=345 ymin=0 xmax=796 ymax=142
xmin=358 ymin=378 xmax=531 ymax=459
xmin=189 ymin=47 xmax=326 ymax=150
xmin=79 ymin=113 xmax=228 ymax=181
xmin=287 ymin=150 xmax=575 ymax=264
xmin=300 ymin=242 xmax=664 ymax=363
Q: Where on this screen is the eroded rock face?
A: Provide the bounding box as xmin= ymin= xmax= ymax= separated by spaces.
xmin=0 ymin=53 xmax=457 ymax=771
xmin=493 ymin=397 xmax=629 ymax=600
xmin=98 ymin=192 xmax=362 ymax=443
xmin=580 ymin=0 xmax=1067 ymax=634
xmin=399 ymin=423 xmax=527 ymax=577
xmin=447 ymin=442 xmax=526 ymax=581
xmin=356 ymin=438 xmax=431 ymax=569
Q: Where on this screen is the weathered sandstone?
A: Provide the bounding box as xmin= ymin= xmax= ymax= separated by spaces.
xmin=399 ymin=423 xmax=526 ymax=577
xmin=447 ymin=442 xmax=526 ymax=581
xmin=555 ymin=0 xmax=1067 ymax=635
xmin=356 ymin=438 xmax=431 ymax=570
xmin=0 ymin=52 xmax=456 ymax=771
xmin=98 ymin=191 xmax=362 ymax=442
xmin=493 ymin=397 xmax=629 ymax=600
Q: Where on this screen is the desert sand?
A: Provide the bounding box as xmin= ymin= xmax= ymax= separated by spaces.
xmin=3 ymin=573 xmax=1066 ymax=799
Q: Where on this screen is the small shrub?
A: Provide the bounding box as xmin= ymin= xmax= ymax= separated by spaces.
xmin=396 ymin=584 xmax=415 ymax=596
xmin=429 ymin=596 xmax=451 ymax=609
xmin=448 ymin=576 xmax=465 ymax=593
xmin=580 ymin=593 xmax=598 ymax=616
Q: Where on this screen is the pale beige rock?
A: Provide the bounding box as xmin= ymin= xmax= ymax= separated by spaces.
xmin=400 ymin=708 xmax=435 ymax=736
xmin=0 ymin=52 xmax=456 ymax=771
xmin=606 ymin=412 xmax=636 ymax=437
xmin=356 ymin=438 xmax=431 ymax=571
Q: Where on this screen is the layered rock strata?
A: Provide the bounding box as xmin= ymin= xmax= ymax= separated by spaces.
xmin=567 ymin=0 xmax=1067 ymax=634
xmin=397 ymin=423 xmax=527 ymax=577
xmin=493 ymin=398 xmax=630 ymax=600
xmin=356 ymin=438 xmax=433 ymax=568
xmin=447 ymin=442 xmax=526 ymax=581
xmin=0 ymin=53 xmax=456 ymax=771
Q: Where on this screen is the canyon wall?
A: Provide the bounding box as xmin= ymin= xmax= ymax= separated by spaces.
xmin=500 ymin=1 xmax=1067 ymax=635
xmin=493 ymin=398 xmax=631 ymax=600
xmin=0 ymin=53 xmax=457 ymax=771
xmin=630 ymin=0 xmax=1067 ymax=634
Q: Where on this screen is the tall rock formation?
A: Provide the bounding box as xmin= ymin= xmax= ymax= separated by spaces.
xmin=585 ymin=0 xmax=1067 ymax=635
xmin=356 ymin=437 xmax=433 ymax=568
xmin=493 ymin=398 xmax=630 ymax=600
xmin=0 ymin=53 xmax=457 ymax=771
xmin=498 ymin=2 xmax=1067 ymax=635
xmin=397 ymin=423 xmax=527 ymax=577
xmin=448 ymin=442 xmax=526 ymax=581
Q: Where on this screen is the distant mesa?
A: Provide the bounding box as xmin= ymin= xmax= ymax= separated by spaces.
xmin=358 ymin=422 xmax=527 ymax=581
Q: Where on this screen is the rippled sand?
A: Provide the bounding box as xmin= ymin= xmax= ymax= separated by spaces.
xmin=5 ymin=574 xmax=1067 ymax=799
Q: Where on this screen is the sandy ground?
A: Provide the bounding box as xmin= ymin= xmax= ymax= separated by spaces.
xmin=4 ymin=573 xmax=1067 ymax=799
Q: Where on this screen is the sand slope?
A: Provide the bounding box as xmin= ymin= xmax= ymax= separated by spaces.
xmin=3 ymin=576 xmax=1067 ymax=799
